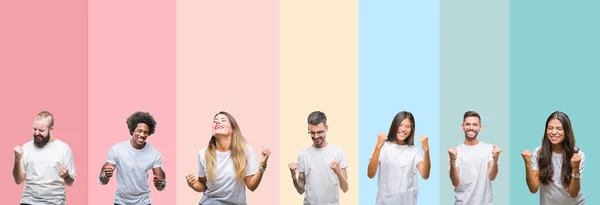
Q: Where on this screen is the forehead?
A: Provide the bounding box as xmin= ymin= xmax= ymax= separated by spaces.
xmin=308 ymin=122 xmax=325 ymax=130
xmin=33 ymin=117 xmax=51 ymax=128
xmin=547 ymin=119 xmax=563 ymax=127
xmin=399 ymin=118 xmax=412 ymax=125
xmin=214 ymin=114 xmax=229 ymax=120
xmin=463 ymin=116 xmax=480 ymax=124
xmin=135 ymin=123 xmax=150 ymax=130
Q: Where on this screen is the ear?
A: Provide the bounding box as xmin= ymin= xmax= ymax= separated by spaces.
xmin=325 ymin=125 xmax=329 ymax=131
xmin=50 ymin=126 xmax=54 ymax=131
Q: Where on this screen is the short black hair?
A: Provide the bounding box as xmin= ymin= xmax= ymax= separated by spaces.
xmin=307 ymin=111 xmax=327 ymax=126
xmin=126 ymin=111 xmax=157 ymax=136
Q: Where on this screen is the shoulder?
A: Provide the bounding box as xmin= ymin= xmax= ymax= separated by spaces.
xmin=22 ymin=140 xmax=34 ymax=149
xmin=533 ymin=146 xmax=542 ymax=154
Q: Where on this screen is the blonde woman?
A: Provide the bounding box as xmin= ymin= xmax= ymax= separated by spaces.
xmin=186 ymin=111 xmax=271 ymax=204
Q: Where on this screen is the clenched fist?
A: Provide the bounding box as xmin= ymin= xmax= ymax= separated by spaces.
xmin=14 ymin=146 xmax=23 ymax=160
xmin=58 ymin=165 xmax=70 ymax=179
xmin=185 ymin=173 xmax=197 ymax=187
xmin=448 ymin=148 xmax=458 ymax=161
xmin=261 ymin=146 xmax=271 ymax=165
xmin=521 ymin=150 xmax=532 ymax=164
xmin=377 ymin=133 xmax=386 ymax=148
xmin=571 ymin=153 xmax=582 ymax=170
xmin=288 ymin=162 xmax=297 ymax=177
xmin=153 ymin=175 xmax=165 ymax=187
xmin=104 ymin=164 xmax=115 ymax=178
xmin=420 ymin=136 xmax=429 ymax=151
xmin=492 ymin=146 xmax=502 ymax=161
xmin=330 ymin=161 xmax=342 ymax=176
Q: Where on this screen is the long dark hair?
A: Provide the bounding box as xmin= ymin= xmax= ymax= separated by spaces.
xmin=387 ymin=111 xmax=415 ymax=145
xmin=538 ymin=111 xmax=577 ymax=188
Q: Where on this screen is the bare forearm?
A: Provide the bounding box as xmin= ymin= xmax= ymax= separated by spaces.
xmin=449 ymin=160 xmax=460 ymax=187
xmin=336 ymin=173 xmax=349 ymax=193
xmin=292 ymin=176 xmax=305 ymax=194
xmin=247 ymin=170 xmax=265 ymax=191
xmin=422 ymin=149 xmax=431 ymax=179
xmin=524 ymin=162 xmax=539 ymax=193
xmin=12 ymin=159 xmax=25 ymax=184
xmin=190 ymin=181 xmax=206 ymax=192
xmin=367 ymin=145 xmax=382 ymax=179
xmin=568 ymin=171 xmax=581 ymax=198
xmin=489 ymin=160 xmax=499 ymax=181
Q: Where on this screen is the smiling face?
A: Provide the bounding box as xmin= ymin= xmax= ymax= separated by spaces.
xmin=396 ymin=118 xmax=412 ymax=144
xmin=546 ymin=119 xmax=565 ymax=145
xmin=131 ymin=123 xmax=150 ymax=147
xmin=462 ymin=116 xmax=481 ymax=140
xmin=308 ymin=122 xmax=327 ymax=148
xmin=213 ymin=114 xmax=232 ymax=137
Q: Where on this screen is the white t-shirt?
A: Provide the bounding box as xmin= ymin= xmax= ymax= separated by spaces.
xmin=450 ymin=141 xmax=494 ymax=205
xmin=297 ymin=143 xmax=349 ymax=205
xmin=531 ymin=146 xmax=586 ymax=205
xmin=375 ymin=142 xmax=424 ymax=205
xmin=105 ymin=140 xmax=163 ymax=205
xmin=197 ymin=144 xmax=258 ymax=205
xmin=20 ymin=139 xmax=77 ymax=205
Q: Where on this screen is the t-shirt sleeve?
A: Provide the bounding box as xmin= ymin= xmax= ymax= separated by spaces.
xmin=415 ymin=149 xmax=424 ymax=168
xmin=531 ymin=148 xmax=540 ymax=171
xmin=339 ymin=148 xmax=350 ymax=169
xmin=296 ymin=153 xmax=305 ymax=173
xmin=153 ymin=151 xmax=163 ymax=168
xmin=198 ymin=151 xmax=206 ymax=177
xmin=246 ymin=145 xmax=258 ymax=176
xmin=578 ymin=151 xmax=585 ymax=179
xmin=20 ymin=154 xmax=27 ymax=174
xmin=64 ymin=144 xmax=77 ymax=178
xmin=106 ymin=145 xmax=117 ymax=165
xmin=488 ymin=145 xmax=494 ymax=162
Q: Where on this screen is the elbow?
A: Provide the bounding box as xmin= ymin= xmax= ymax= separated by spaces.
xmin=342 ymin=187 xmax=349 ymax=193
xmin=452 ymin=180 xmax=460 ymax=187
xmin=249 ymin=186 xmax=257 ymax=192
xmin=570 ymin=191 xmax=578 ymax=198
xmin=529 ymin=188 xmax=538 ymax=194
xmin=422 ymin=174 xmax=430 ymax=180
xmin=367 ymin=172 xmax=375 ymax=179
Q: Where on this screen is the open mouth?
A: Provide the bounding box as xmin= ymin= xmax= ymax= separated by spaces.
xmin=136 ymin=136 xmax=145 ymax=143
xmin=35 ymin=135 xmax=44 ymax=141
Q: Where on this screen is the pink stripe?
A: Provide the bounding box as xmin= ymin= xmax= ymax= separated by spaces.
xmin=176 ymin=0 xmax=280 ymax=204
xmin=88 ymin=0 xmax=176 ymax=204
xmin=0 ymin=0 xmax=88 ymax=204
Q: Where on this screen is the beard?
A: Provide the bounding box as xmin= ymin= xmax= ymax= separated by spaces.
xmin=33 ymin=133 xmax=51 ymax=148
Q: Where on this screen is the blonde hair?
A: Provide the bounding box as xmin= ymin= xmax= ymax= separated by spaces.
xmin=205 ymin=111 xmax=248 ymax=183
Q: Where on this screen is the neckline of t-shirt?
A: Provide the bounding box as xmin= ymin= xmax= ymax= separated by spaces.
xmin=31 ymin=138 xmax=61 ymax=149
xmin=216 ymin=149 xmax=232 ymax=155
xmin=551 ymin=151 xmax=563 ymax=157
xmin=387 ymin=142 xmax=409 ymax=147
xmin=129 ymin=141 xmax=149 ymax=151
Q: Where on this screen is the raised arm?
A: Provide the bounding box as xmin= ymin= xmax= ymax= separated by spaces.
xmin=448 ymin=148 xmax=460 ymax=187
xmin=368 ymin=133 xmax=387 ymax=178
xmin=417 ymin=136 xmax=431 ymax=180
xmin=12 ymin=146 xmax=26 ymax=184
xmin=521 ymin=150 xmax=540 ymax=193
xmin=245 ymin=146 xmax=271 ymax=191
xmin=488 ymin=146 xmax=501 ymax=181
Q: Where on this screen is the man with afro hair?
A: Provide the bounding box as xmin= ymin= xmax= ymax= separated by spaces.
xmin=99 ymin=111 xmax=167 ymax=205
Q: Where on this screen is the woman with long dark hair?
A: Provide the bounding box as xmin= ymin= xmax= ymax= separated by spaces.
xmin=522 ymin=111 xmax=585 ymax=204
xmin=367 ymin=111 xmax=431 ymax=205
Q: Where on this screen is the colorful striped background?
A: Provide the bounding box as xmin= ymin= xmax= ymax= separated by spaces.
xmin=1 ymin=0 xmax=598 ymax=204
